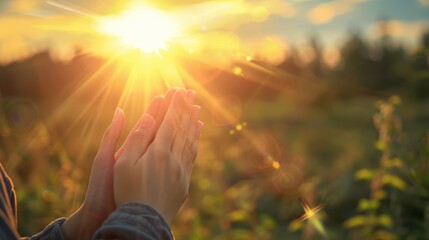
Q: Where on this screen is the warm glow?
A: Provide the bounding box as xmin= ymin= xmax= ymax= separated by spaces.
xmin=99 ymin=6 xmax=179 ymax=53
xmin=272 ymin=161 xmax=280 ymax=170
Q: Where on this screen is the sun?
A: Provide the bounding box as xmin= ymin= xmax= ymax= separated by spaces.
xmin=99 ymin=6 xmax=179 ymax=53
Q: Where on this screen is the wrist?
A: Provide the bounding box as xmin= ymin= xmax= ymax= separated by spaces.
xmin=61 ymin=210 xmax=81 ymax=240
xmin=61 ymin=206 xmax=109 ymax=240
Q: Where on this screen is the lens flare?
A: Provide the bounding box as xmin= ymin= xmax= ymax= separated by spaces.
xmin=297 ymin=203 xmax=329 ymax=239
xmin=98 ymin=6 xmax=179 ymax=53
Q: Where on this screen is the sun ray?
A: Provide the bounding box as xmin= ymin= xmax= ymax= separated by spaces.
xmin=45 ymin=55 xmax=119 ymax=125
xmin=74 ymin=60 xmax=124 ymax=166
xmin=46 ymin=0 xmax=97 ymax=18
xmin=60 ymin=60 xmax=127 ymax=140
xmin=117 ymin=61 xmax=137 ymax=110
xmin=43 ymin=56 xmax=124 ymax=144
xmin=178 ymin=66 xmax=239 ymax=125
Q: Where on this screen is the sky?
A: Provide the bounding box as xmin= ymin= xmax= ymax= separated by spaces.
xmin=0 ymin=0 xmax=428 ymax=65
xmin=236 ymin=0 xmax=429 ymax=48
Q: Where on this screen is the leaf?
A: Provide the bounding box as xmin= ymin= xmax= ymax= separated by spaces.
xmin=374 ymin=190 xmax=387 ymax=200
xmin=382 ymin=174 xmax=407 ymax=191
xmin=355 ymin=169 xmax=375 ymax=181
xmin=357 ymin=199 xmax=379 ymax=212
xmin=375 ymin=140 xmax=388 ymax=151
xmin=389 ymin=95 xmax=401 ymax=105
xmin=343 ymin=215 xmax=367 ymax=228
xmin=378 ymin=214 xmax=393 ymax=228
xmin=228 ymin=210 xmax=248 ymax=222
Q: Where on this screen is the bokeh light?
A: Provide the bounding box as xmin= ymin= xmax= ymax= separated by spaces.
xmin=3 ymin=98 xmax=39 ymax=135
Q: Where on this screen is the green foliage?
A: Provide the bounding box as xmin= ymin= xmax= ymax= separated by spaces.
xmin=355 ymin=169 xmax=375 ymax=181
xmin=382 ymin=174 xmax=407 ymax=191
xmin=343 ymin=214 xmax=394 ymax=229
xmin=357 ymin=199 xmax=380 ymax=212
xmin=345 ymin=96 xmax=429 ymax=239
xmin=1 ymin=30 xmax=429 ymax=239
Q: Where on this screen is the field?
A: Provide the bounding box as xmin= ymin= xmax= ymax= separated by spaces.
xmin=1 ymin=25 xmax=429 ymax=240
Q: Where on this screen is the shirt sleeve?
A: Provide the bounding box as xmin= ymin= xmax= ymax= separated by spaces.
xmin=24 ymin=218 xmax=66 ymax=240
xmin=93 ymin=202 xmax=174 ymax=240
xmin=0 ymin=163 xmax=19 ymax=239
xmin=1 ymin=162 xmax=67 ymax=240
xmin=26 ymin=202 xmax=174 ymax=240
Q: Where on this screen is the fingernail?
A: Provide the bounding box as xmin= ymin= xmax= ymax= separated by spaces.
xmin=196 ymin=121 xmax=204 ymax=135
xmin=139 ymin=114 xmax=154 ymax=129
xmin=187 ymin=90 xmax=196 ymax=103
xmin=176 ymin=89 xmax=187 ymax=104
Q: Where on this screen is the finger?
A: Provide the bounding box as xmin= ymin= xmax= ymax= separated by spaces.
xmin=154 ymin=88 xmax=187 ymax=149
xmin=171 ymin=90 xmax=196 ymax=155
xmin=181 ymin=105 xmax=201 ymax=161
xmin=186 ymin=120 xmax=203 ymax=182
xmin=98 ymin=108 xmax=125 ymax=157
xmin=117 ymin=114 xmax=156 ymax=165
xmin=115 ymin=96 xmax=163 ymax=159
xmin=195 ymin=121 xmax=204 ymax=146
xmin=154 ymin=87 xmax=178 ymax=132
xmin=192 ymin=121 xmax=204 ymax=163
xmin=145 ymin=88 xmax=178 ymax=145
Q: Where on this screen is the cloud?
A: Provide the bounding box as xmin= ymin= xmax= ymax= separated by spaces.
xmin=308 ymin=0 xmax=366 ymax=24
xmin=370 ymin=20 xmax=428 ymax=37
xmin=174 ymin=0 xmax=295 ymax=31
xmin=368 ymin=20 xmax=429 ymax=46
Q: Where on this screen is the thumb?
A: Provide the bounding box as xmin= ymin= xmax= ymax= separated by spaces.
xmin=98 ymin=108 xmax=125 ymax=157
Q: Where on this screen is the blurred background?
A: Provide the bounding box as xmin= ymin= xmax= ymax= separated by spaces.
xmin=0 ymin=0 xmax=429 ymax=239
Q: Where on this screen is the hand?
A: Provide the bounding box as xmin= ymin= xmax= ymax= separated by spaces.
xmin=114 ymin=88 xmax=203 ymax=224
xmin=61 ymin=89 xmax=178 ymax=239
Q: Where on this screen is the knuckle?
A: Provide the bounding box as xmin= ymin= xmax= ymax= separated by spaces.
xmin=190 ymin=143 xmax=198 ymax=160
xmin=170 ymin=161 xmax=185 ymax=179
xmin=153 ymin=144 xmax=171 ymax=158
xmin=185 ymin=137 xmax=193 ymax=152
xmin=129 ymin=130 xmax=147 ymax=142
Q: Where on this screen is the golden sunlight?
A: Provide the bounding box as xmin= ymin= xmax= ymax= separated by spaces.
xmin=98 ymin=6 xmax=179 ymax=53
